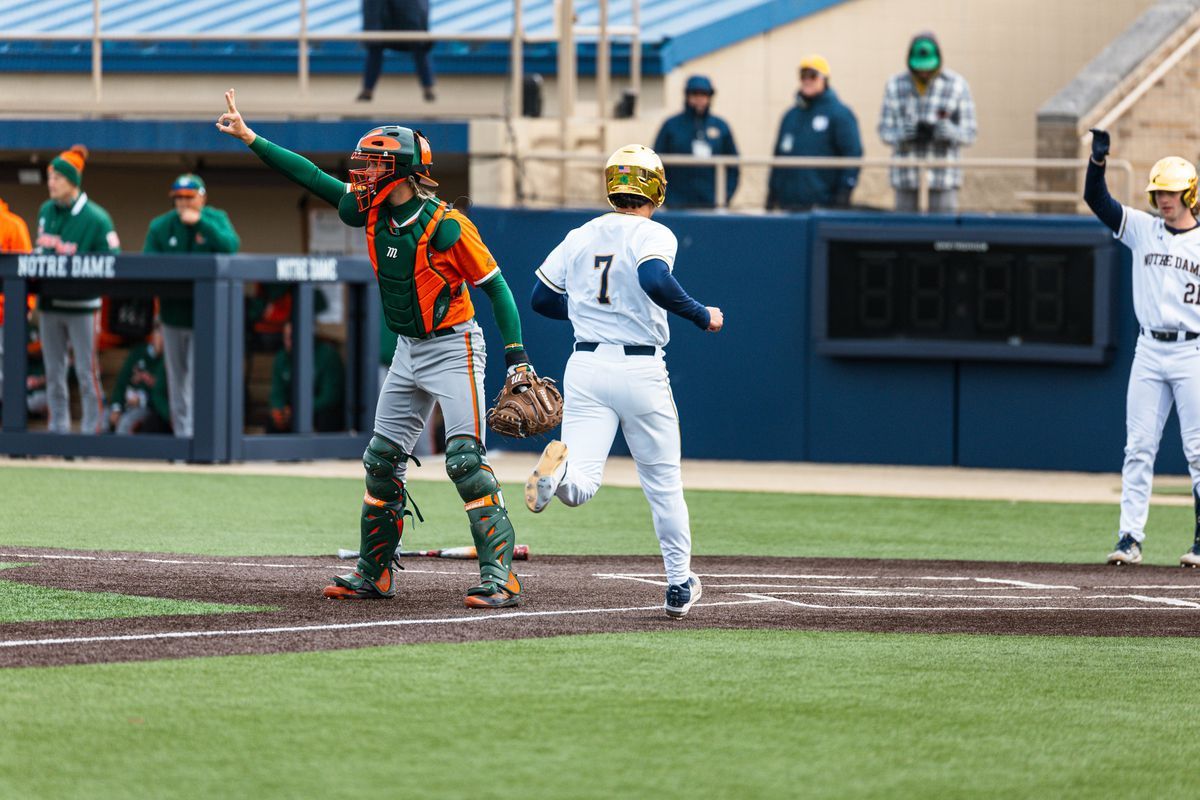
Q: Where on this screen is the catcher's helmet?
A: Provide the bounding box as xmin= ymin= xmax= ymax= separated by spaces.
xmin=349 ymin=126 xmax=438 ymax=211
xmin=1145 ymin=156 xmax=1198 ymax=210
xmin=604 ymin=144 xmax=667 ymax=209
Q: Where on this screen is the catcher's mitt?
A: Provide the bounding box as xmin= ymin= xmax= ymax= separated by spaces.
xmin=486 ymin=369 xmax=563 ymax=438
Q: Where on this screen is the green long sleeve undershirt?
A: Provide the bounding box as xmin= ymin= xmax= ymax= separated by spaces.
xmin=478 ymin=272 xmax=527 ymax=365
xmin=248 ymin=135 xmax=346 ymax=208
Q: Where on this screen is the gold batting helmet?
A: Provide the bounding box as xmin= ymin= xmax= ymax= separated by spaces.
xmin=604 ymin=144 xmax=667 ymax=209
xmin=1145 ymin=156 xmax=1198 ymax=209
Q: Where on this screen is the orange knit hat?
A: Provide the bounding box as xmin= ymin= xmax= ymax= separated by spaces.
xmin=50 ymin=144 xmax=88 ymax=187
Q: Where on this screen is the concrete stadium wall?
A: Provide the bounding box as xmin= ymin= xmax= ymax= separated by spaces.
xmin=466 ymin=207 xmax=1184 ymax=475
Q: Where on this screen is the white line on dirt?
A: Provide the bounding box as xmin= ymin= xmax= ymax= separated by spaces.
xmin=597 ymin=572 xmax=884 ymax=580
xmin=972 ymin=578 xmax=1078 ymax=590
xmin=1093 ymin=585 xmax=1200 ymax=590
xmin=598 ymin=572 xmax=1079 ymax=589
xmin=0 ymin=598 xmax=776 ymax=649
xmin=734 ymin=593 xmax=1199 ymax=612
xmin=1124 ymin=595 xmax=1200 ymax=608
xmin=764 ymin=591 xmax=1070 ymax=600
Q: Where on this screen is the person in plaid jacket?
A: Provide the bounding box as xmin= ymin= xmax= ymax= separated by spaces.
xmin=878 ymin=32 xmax=976 ymax=212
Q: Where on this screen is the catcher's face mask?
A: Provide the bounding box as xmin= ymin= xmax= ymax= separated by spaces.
xmin=349 ymin=126 xmax=439 ymax=212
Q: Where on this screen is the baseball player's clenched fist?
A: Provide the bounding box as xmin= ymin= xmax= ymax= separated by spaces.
xmin=215 ymin=89 xmax=257 ymax=145
xmin=706 ymin=306 xmax=724 ymax=332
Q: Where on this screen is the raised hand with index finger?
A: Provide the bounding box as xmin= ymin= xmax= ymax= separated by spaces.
xmin=215 ymin=88 xmax=256 ymax=145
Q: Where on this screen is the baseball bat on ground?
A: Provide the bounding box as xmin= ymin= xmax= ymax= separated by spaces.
xmin=336 ymin=544 xmax=530 ymax=561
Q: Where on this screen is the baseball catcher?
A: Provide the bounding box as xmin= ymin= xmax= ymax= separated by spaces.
xmin=217 ymin=89 xmax=537 ymax=609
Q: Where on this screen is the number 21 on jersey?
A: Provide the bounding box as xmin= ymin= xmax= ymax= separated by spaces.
xmin=594 ymin=255 xmax=614 ymax=304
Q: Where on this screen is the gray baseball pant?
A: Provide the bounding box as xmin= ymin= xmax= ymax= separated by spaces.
xmin=162 ymin=323 xmax=193 ymax=437
xmin=39 ymin=310 xmax=102 ymax=434
xmin=373 ymin=320 xmax=487 ymax=480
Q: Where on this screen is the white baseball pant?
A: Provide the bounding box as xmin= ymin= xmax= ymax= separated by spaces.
xmin=1119 ymin=335 xmax=1200 ymax=541
xmin=554 ymin=343 xmax=692 ymax=585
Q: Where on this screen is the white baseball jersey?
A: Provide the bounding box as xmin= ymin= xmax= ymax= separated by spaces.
xmin=535 ymin=212 xmax=678 ymax=347
xmin=1117 ymin=206 xmax=1200 ymax=330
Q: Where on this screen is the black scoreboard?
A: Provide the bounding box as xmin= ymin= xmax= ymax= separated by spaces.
xmin=812 ymin=222 xmax=1118 ymax=364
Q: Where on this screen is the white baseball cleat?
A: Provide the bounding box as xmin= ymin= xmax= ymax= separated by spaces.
xmin=1180 ymin=545 xmax=1200 ymax=567
xmin=1107 ymin=534 xmax=1143 ymax=565
xmin=665 ymin=572 xmax=703 ymax=618
xmin=525 ymin=440 xmax=568 ymax=513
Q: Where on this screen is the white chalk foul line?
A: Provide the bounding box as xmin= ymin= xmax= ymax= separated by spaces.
xmin=0 ymin=598 xmax=775 ymax=650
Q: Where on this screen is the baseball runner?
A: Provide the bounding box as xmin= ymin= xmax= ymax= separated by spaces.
xmin=144 ymin=173 xmax=241 ymax=438
xmin=217 ymin=90 xmax=535 ymax=608
xmin=34 ymin=145 xmax=120 ymax=435
xmin=526 ymin=144 xmax=724 ymax=617
xmin=1085 ymin=129 xmax=1200 ymax=567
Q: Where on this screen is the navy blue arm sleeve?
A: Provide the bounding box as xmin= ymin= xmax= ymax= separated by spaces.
xmin=1083 ymin=159 xmax=1124 ymax=234
xmin=531 ymin=279 xmax=570 ymax=320
xmin=637 ymin=259 xmax=711 ymax=329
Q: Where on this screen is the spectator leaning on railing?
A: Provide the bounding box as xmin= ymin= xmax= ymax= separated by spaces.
xmin=34 ymin=144 xmax=120 ymax=436
xmin=878 ymin=32 xmax=976 ymax=213
xmin=652 ymin=75 xmax=740 ymax=209
xmin=143 ymin=173 xmax=240 ymax=439
xmin=766 ymin=55 xmax=862 ymax=211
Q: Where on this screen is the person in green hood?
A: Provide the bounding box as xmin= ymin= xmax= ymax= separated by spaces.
xmin=878 ymin=31 xmax=977 ymax=213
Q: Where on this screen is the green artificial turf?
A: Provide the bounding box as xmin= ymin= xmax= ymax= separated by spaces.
xmin=0 ymin=562 xmax=265 ymax=623
xmin=2 ymin=629 xmax=1198 ymax=799
xmin=0 ymin=466 xmax=1191 ymax=564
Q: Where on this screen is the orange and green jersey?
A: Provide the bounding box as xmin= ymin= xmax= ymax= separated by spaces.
xmin=247 ymin=135 xmax=526 ymax=361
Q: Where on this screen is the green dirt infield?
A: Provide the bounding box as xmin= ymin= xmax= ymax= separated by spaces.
xmin=2 ymin=465 xmax=1198 ymax=565
xmin=4 ymin=465 xmax=1200 ymax=799
xmin=4 ymin=630 xmax=1200 ymax=799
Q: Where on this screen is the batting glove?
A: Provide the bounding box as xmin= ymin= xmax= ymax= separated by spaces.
xmin=1089 ymin=128 xmax=1110 ymax=163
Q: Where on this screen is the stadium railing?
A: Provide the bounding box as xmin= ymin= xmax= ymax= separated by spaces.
xmin=517 ymin=152 xmax=1137 ymax=213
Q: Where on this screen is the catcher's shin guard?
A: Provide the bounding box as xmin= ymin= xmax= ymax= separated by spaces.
xmin=324 ymin=435 xmax=419 ymax=599
xmin=445 ymin=436 xmax=522 ymax=608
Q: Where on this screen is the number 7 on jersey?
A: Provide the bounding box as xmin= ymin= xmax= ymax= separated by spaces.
xmin=594 ymin=254 xmax=614 ymax=304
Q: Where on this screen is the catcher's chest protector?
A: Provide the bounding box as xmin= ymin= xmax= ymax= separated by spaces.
xmin=367 ymin=200 xmax=473 ymax=337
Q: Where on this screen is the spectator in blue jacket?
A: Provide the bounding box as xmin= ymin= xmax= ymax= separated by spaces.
xmin=767 ymin=55 xmax=863 ymax=211
xmin=652 ymin=75 xmax=740 ymax=209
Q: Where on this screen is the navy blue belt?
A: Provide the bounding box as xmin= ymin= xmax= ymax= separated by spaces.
xmin=575 ymin=342 xmax=656 ymax=356
xmin=1140 ymin=326 xmax=1200 ymax=342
